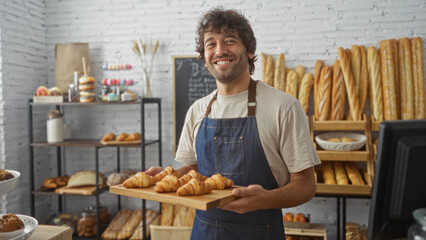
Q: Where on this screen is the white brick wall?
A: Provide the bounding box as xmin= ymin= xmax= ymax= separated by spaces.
xmin=1 ymin=0 xmax=425 ymax=239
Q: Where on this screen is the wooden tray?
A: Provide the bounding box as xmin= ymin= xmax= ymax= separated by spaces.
xmin=110 ymin=184 xmax=239 ymax=210
xmin=55 ymin=185 xmax=106 ymax=195
xmin=100 ymin=140 xmax=141 ymax=145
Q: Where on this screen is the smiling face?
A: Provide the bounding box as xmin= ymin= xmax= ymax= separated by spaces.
xmin=203 ymin=28 xmax=252 ymax=84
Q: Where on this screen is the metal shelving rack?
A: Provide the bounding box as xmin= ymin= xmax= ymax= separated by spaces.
xmin=28 ymin=98 xmax=162 ymax=240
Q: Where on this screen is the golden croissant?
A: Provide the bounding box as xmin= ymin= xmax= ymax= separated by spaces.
xmin=123 ymin=172 xmax=156 ymax=188
xmin=126 ymin=132 xmax=141 ymax=141
xmin=178 ymin=170 xmax=208 ymax=186
xmin=205 ymin=174 xmax=234 ymax=190
xmin=102 ymin=133 xmax=115 ymax=142
xmin=177 ymin=178 xmax=213 ymax=196
xmin=154 ymin=166 xmax=181 ymax=182
xmin=154 ymin=174 xmax=180 ymax=193
xmin=116 ymin=133 xmax=129 ymax=141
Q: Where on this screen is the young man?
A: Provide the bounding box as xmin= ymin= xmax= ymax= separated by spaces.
xmin=147 ymin=7 xmax=320 ymax=239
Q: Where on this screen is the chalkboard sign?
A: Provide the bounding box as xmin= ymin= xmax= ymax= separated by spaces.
xmin=173 ymin=55 xmax=217 ymax=152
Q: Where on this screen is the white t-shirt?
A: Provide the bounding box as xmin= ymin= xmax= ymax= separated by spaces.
xmin=175 ymin=81 xmax=320 ymax=187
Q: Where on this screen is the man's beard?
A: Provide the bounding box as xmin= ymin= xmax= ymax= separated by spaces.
xmin=206 ymin=50 xmax=249 ymax=83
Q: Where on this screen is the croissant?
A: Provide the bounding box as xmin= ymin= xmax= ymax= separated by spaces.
xmin=123 ymin=172 xmax=156 ymax=188
xmin=205 ymin=174 xmax=234 ymax=190
xmin=178 ymin=170 xmax=208 ymax=186
xmin=102 ymin=133 xmax=115 ymax=142
xmin=42 ymin=178 xmax=58 ymax=189
xmin=116 ymin=133 xmax=129 ymax=141
xmin=154 ymin=166 xmax=179 ymax=182
xmin=154 ymin=174 xmax=180 ymax=193
xmin=177 ymin=178 xmax=213 ymax=196
xmin=126 ymin=132 xmax=141 ymax=141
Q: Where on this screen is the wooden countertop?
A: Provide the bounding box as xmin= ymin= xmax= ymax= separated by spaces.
xmin=29 ymin=225 xmax=72 ymax=240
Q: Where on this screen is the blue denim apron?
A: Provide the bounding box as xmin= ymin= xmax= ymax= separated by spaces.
xmin=191 ymin=79 xmax=285 ymax=240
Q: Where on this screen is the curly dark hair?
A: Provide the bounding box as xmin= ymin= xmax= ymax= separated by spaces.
xmin=195 ymin=7 xmax=257 ymax=75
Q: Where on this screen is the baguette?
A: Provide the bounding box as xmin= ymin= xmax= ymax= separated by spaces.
xmin=285 ymin=70 xmax=298 ymax=99
xmin=318 ymin=65 xmax=332 ymax=121
xmin=345 ymin=163 xmax=365 ymax=185
xmin=116 ymin=209 xmax=143 ymax=239
xmin=398 ymin=38 xmax=415 ymax=120
xmin=380 ymin=40 xmax=398 ymax=120
xmin=391 ymin=39 xmax=401 ymax=119
xmin=351 ymin=45 xmax=361 ymax=95
xmin=295 ymin=65 xmax=305 ymax=91
xmin=331 ymin=60 xmax=346 ymax=120
xmin=322 ymin=161 xmax=336 ymax=184
xmin=129 ymin=210 xmax=159 ymax=240
xmin=411 ymin=37 xmax=426 ymax=119
xmin=334 ymin=162 xmax=349 ymax=185
xmin=359 ymin=46 xmax=368 ymax=115
xmin=314 ymin=60 xmax=324 ymax=120
xmin=264 ymin=55 xmax=275 ymax=87
xmin=261 ymin=52 xmax=267 ymax=84
xmin=367 ymin=46 xmax=384 ymax=121
xmin=338 ymin=47 xmax=361 ymax=120
xmin=101 ymin=209 xmax=133 ymax=239
xmin=298 ymin=73 xmax=314 ymax=114
xmin=161 ymin=203 xmax=174 ymax=226
xmin=274 ymin=53 xmax=286 ymax=91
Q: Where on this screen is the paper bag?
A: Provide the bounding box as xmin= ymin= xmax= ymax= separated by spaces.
xmin=55 ymin=43 xmax=92 ymax=92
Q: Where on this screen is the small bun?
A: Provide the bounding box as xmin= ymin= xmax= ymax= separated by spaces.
xmin=283 ymin=212 xmax=294 ymax=222
xmin=294 ymin=213 xmax=307 ymax=222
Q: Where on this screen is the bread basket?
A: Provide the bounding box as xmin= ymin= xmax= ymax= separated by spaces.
xmin=0 ymin=170 xmax=20 ymax=196
xmin=315 ymin=132 xmax=367 ymax=151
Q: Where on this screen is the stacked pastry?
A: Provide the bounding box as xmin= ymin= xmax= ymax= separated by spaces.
xmin=122 ymin=166 xmax=234 ymax=196
xmin=79 ymin=75 xmax=96 ymax=103
xmin=260 ymin=52 xmax=314 ymax=114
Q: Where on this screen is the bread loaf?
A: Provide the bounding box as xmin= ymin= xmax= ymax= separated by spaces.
xmin=185 ymin=208 xmax=196 ymax=227
xmin=391 ymin=39 xmax=401 ymax=119
xmin=338 ymin=47 xmax=361 ymax=120
xmin=351 ymin=45 xmax=361 ymax=95
xmin=161 ymin=203 xmax=174 ymax=226
xmin=129 ymin=210 xmax=159 ymax=240
xmin=314 ymin=60 xmax=324 ymax=120
xmin=318 ymin=65 xmax=332 ymax=121
xmin=261 ymin=52 xmax=267 ymax=83
xmin=322 ymin=162 xmax=336 ymax=184
xmin=264 ymin=55 xmax=275 ymax=87
xmin=334 ymin=162 xmax=349 ymax=185
xmin=398 ymin=38 xmax=415 ymax=120
xmin=380 ymin=40 xmax=398 ymax=120
xmin=67 ymin=170 xmax=106 ymax=187
xmin=359 ymin=46 xmax=368 ymax=116
xmin=285 ymin=70 xmax=298 ymax=99
xmin=274 ymin=53 xmax=286 ymax=91
xmin=116 ymin=209 xmax=143 ymax=239
xmin=172 ymin=206 xmax=188 ymax=227
xmin=345 ymin=163 xmax=365 ymax=185
xmin=101 ymin=209 xmax=133 ymax=239
xmin=367 ymin=46 xmax=384 ymax=121
xmin=411 ymin=37 xmax=426 ymax=119
xmin=295 ymin=65 xmax=305 ymax=91
xmin=298 ymin=73 xmax=314 ymax=114
xmin=331 ymin=60 xmax=346 ymax=120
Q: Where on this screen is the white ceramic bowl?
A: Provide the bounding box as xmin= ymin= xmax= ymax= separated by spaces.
xmin=0 ymin=214 xmax=38 ymax=240
xmin=0 ymin=170 xmax=20 ymax=196
xmin=315 ymin=132 xmax=367 ymax=151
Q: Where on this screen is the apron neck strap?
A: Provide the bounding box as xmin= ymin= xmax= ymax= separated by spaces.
xmin=204 ymin=78 xmax=258 ymax=117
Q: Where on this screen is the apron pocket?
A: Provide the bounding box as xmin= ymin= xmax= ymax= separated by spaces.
xmin=214 ymin=136 xmax=244 ymax=175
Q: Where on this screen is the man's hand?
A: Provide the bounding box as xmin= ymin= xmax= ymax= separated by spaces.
xmin=219 ymin=184 xmax=270 ymax=214
xmin=144 ymin=166 xmax=164 ymax=176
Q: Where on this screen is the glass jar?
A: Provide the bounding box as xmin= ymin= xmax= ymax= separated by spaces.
xmin=77 ymin=206 xmax=110 ymax=237
xmin=46 ymin=110 xmax=63 ymax=143
xmin=408 ymin=208 xmax=426 ymax=240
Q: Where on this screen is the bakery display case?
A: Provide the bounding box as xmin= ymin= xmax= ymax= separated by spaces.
xmin=27 ymin=98 xmax=162 ymax=239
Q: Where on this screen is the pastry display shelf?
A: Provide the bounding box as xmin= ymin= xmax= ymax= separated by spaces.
xmin=309 ymin=114 xmax=374 ymax=240
xmin=28 ymin=98 xmax=162 ymax=240
xmin=30 ymin=139 xmax=160 ymax=147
